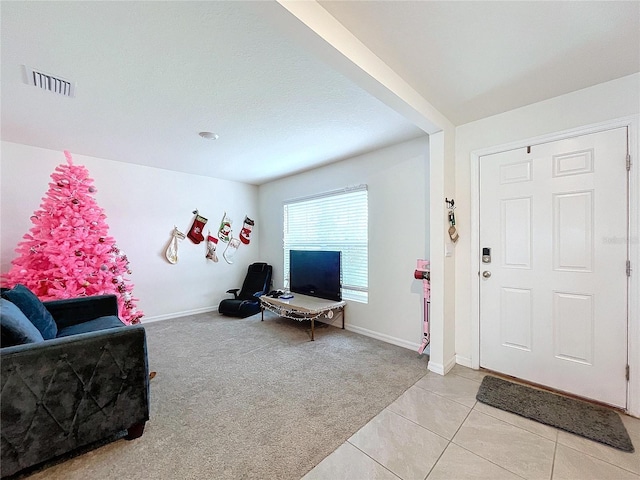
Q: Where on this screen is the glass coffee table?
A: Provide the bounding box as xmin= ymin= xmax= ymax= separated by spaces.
xmin=260 ymin=293 xmax=346 ymax=341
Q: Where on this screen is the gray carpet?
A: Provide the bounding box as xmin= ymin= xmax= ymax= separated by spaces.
xmin=20 ymin=312 xmax=428 ymax=479
xmin=476 ymin=375 xmax=635 ymax=452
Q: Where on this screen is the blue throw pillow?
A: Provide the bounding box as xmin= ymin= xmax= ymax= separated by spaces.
xmin=2 ymin=284 xmax=57 ymax=340
xmin=1 ymin=298 xmax=45 ymax=347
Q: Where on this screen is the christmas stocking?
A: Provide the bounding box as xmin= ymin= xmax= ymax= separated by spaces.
xmin=165 ymin=227 xmax=186 ymax=264
xmin=223 ymin=237 xmax=241 ymax=264
xmin=188 ymin=213 xmax=207 ymax=244
xmin=206 ymin=232 xmax=218 ymax=262
xmin=218 ymin=212 xmax=232 ymax=243
xmin=239 ymin=216 xmax=255 ymax=245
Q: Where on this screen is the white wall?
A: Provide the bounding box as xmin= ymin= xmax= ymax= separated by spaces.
xmin=453 ymin=73 xmax=640 ymax=414
xmin=426 ymin=130 xmax=458 ymax=375
xmin=1 ymin=142 xmax=260 ymax=321
xmin=258 ymin=136 xmax=429 ymax=349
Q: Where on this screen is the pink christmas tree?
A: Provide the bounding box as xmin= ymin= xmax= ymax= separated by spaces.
xmin=2 ymin=151 xmax=143 ymax=324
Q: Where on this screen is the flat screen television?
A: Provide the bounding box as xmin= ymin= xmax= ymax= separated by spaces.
xmin=289 ymin=250 xmax=342 ymax=301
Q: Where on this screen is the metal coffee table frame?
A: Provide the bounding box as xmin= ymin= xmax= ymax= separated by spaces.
xmin=260 ymin=293 xmax=346 ymax=341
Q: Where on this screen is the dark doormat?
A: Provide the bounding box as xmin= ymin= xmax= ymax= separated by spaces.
xmin=476 ymin=375 xmax=634 ymax=452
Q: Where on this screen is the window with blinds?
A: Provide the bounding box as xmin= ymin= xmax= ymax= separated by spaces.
xmin=283 ymin=186 xmax=368 ymax=303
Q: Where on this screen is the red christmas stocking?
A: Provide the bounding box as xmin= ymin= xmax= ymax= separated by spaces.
xmin=240 ymin=216 xmax=255 ymax=245
xmin=188 ymin=214 xmax=207 ymax=244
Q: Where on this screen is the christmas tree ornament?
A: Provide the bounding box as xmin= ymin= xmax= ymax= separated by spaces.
xmin=217 ymin=212 xmax=232 ymax=243
xmin=165 ymin=227 xmax=186 ymax=265
xmin=223 ymin=236 xmax=241 ymax=264
xmin=206 ymin=232 xmax=219 ymax=262
xmin=187 ymin=210 xmax=207 ymax=244
xmin=239 ymin=216 xmax=255 ymax=245
xmin=1 ymin=150 xmax=143 ymax=324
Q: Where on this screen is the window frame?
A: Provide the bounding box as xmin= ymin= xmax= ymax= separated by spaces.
xmin=283 ymin=185 xmax=368 ymax=303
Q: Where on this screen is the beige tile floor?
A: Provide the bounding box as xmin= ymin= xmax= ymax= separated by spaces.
xmin=302 ymin=365 xmax=640 ymax=480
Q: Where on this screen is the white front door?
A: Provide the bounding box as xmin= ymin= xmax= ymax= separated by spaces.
xmin=479 ymin=127 xmax=629 ymax=408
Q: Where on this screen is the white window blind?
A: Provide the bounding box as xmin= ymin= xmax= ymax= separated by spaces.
xmin=283 ymin=186 xmax=368 ymax=303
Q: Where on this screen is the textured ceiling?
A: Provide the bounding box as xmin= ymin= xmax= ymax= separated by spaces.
xmin=0 ymin=1 xmax=423 ymax=184
xmin=1 ymin=1 xmax=638 ymax=184
xmin=319 ymin=0 xmax=640 ymax=126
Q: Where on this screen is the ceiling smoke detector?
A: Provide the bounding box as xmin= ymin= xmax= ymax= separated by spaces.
xmin=22 ymin=65 xmax=76 ymax=97
xmin=199 ymin=132 xmax=219 ymax=140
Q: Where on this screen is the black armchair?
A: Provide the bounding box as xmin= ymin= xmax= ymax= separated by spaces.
xmin=218 ymin=263 xmax=272 ymax=318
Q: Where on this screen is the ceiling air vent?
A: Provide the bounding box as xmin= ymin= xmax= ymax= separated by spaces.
xmin=22 ymin=65 xmax=75 ymax=97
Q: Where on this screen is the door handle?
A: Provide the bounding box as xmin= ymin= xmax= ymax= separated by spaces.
xmin=482 ymin=271 xmax=492 ymax=278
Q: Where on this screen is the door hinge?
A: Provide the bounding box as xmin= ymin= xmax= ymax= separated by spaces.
xmin=626 ymin=154 xmax=631 ymax=171
xmin=626 ymin=364 xmax=630 ymax=381
xmin=627 ymin=260 xmax=632 ymax=277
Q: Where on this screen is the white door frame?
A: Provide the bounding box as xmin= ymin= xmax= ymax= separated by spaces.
xmin=469 ymin=115 xmax=640 ymax=416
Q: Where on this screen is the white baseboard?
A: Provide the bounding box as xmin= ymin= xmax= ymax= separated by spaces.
xmin=345 ymin=324 xmax=422 ymax=352
xmin=455 ymin=355 xmax=473 ymax=368
xmin=428 ymin=355 xmax=456 ymax=376
xmin=141 ymin=306 xmax=218 ymax=324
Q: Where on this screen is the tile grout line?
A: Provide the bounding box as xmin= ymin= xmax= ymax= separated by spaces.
xmin=473 ymin=404 xmax=561 ymax=443
xmin=474 ymin=401 xmax=639 ymax=475
xmin=450 ymin=405 xmax=552 ymax=480
xmin=555 ymin=440 xmax=640 ymax=476
xmin=469 ymin=407 xmax=563 ymax=446
xmin=385 ymin=406 xmax=457 ymax=444
xmin=549 ymin=436 xmax=559 ymax=480
xmin=449 ymin=371 xmax=485 ymax=384
xmin=299 ymin=367 xmax=434 ymax=478
xmin=375 ymin=368 xmax=636 ymax=480
xmin=468 ymin=398 xmax=640 ymax=477
xmin=421 ymin=400 xmax=478 ymax=480
xmin=421 ymin=438 xmax=452 ymax=480
xmin=411 ymin=382 xmax=480 ymax=409
xmin=346 ymin=440 xmax=403 ymax=480
xmin=447 ymin=442 xmax=529 ymax=480
xmin=352 ymin=406 xmax=468 ymax=480
xmin=451 ymin=400 xmax=476 ymax=439
xmin=422 ymin=399 xmax=524 ymax=480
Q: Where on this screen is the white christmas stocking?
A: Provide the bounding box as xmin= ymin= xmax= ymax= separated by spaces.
xmin=165 ymin=227 xmax=186 ymax=264
xmin=223 ymin=237 xmax=241 ymax=264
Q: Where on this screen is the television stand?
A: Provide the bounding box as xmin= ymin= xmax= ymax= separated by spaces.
xmin=260 ymin=293 xmax=346 ymax=341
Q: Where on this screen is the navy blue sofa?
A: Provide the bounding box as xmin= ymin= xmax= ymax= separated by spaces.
xmin=0 ymin=290 xmax=149 ymax=478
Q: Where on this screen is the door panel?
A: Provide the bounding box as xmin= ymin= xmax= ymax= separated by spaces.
xmin=553 ymin=191 xmax=593 ymax=272
xmin=502 ymin=197 xmax=532 ymax=268
xmin=479 ymin=127 xmax=628 ymax=408
xmin=553 ymin=291 xmax=593 ymax=364
xmin=500 ymin=287 xmax=532 ymax=351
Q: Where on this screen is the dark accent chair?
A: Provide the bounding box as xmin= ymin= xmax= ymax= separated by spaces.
xmin=218 ymin=262 xmax=272 ymax=318
xmin=0 ymin=294 xmax=149 ymax=478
